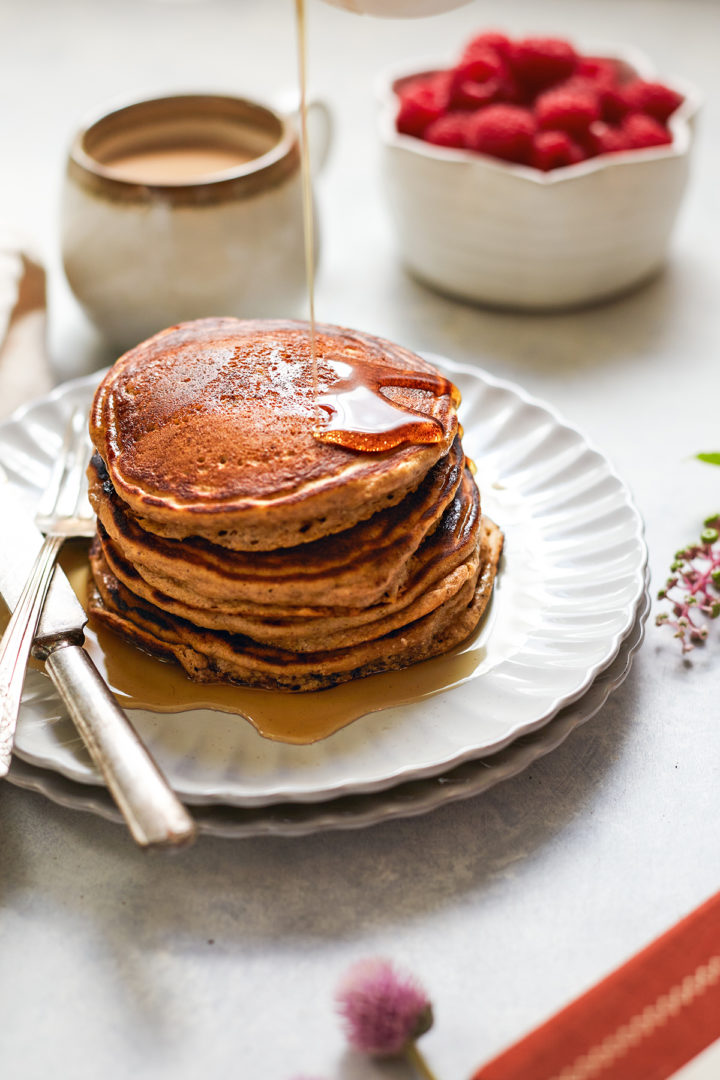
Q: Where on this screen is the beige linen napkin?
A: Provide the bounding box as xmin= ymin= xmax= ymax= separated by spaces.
xmin=0 ymin=238 xmax=53 ymax=421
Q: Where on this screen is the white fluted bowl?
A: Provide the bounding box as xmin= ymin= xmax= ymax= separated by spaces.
xmin=378 ymin=45 xmax=700 ymax=309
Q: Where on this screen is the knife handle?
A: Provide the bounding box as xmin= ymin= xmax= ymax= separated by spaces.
xmin=0 ymin=534 xmax=65 ymax=776
xmin=44 ymin=644 xmax=196 ymax=850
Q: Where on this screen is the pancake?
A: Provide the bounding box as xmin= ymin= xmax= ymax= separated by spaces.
xmin=88 ymin=518 xmax=503 ymax=692
xmin=97 ymin=533 xmax=480 ymax=652
xmin=87 ymin=436 xmax=466 ymax=611
xmin=87 ymin=317 xmax=503 ymax=695
xmin=94 ymin=468 xmax=482 ymax=650
xmin=90 ymin=318 xmax=460 ymax=551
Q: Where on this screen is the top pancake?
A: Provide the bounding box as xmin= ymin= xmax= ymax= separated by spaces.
xmin=90 ymin=318 xmax=460 ymax=551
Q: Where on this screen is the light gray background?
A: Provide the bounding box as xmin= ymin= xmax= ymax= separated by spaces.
xmin=1 ymin=1 xmax=719 ymax=1077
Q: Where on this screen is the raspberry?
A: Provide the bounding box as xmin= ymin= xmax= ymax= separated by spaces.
xmin=396 ymin=77 xmax=448 ymax=138
xmin=466 ymin=104 xmax=536 ymax=164
xmin=535 ymin=84 xmax=601 ymax=136
xmin=449 ymin=50 xmax=505 ymax=109
xmin=622 ymin=113 xmax=672 ymax=149
xmin=622 ymin=80 xmax=684 ymax=123
xmin=586 ymin=121 xmax=631 ymax=156
xmin=432 ymin=71 xmax=454 ymax=105
xmin=576 ymin=56 xmax=619 ymax=86
xmin=453 ymin=50 xmax=505 ymax=85
xmin=532 ymin=130 xmax=585 ymax=170
xmin=562 ymin=74 xmax=612 ymax=99
xmin=500 ymin=72 xmax=533 ymax=106
xmin=509 ymin=37 xmax=578 ymax=89
xmin=424 ymin=113 xmax=471 ymax=149
xmin=599 ymin=84 xmax=633 ymax=123
xmin=451 ymin=77 xmax=502 ymax=110
xmin=461 ymin=31 xmax=512 ymax=62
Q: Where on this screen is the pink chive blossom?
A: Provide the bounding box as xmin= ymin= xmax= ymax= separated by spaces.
xmin=335 ymin=957 xmax=433 ymax=1056
xmin=657 ymin=515 xmax=720 ymax=652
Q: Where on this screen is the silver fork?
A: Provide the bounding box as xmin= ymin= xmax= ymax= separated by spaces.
xmin=0 ymin=408 xmax=195 ymax=848
xmin=0 ymin=410 xmax=91 ymax=756
xmin=35 ymin=407 xmax=96 ymax=540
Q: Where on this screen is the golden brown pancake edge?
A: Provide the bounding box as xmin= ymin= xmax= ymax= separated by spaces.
xmin=90 ymin=318 xmax=460 ymax=551
xmin=87 ymin=518 xmax=503 ymax=692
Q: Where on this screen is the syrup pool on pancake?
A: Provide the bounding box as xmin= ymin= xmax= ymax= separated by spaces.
xmin=313 ymin=355 xmax=462 ymax=452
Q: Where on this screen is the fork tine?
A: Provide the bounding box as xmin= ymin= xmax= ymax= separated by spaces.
xmin=55 ymin=410 xmax=88 ymax=521
xmin=35 ymin=407 xmax=94 ymax=537
xmin=35 ymin=411 xmax=76 ymax=523
xmin=73 ymin=423 xmax=94 ymax=521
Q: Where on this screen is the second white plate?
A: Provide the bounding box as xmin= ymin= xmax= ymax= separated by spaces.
xmin=1 ymin=355 xmax=647 ymax=806
xmin=7 ymin=578 xmax=650 ymax=836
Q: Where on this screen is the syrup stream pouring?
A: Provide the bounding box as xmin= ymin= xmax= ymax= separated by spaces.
xmin=294 ymin=0 xmax=318 ymax=403
xmin=293 ymin=0 xmax=461 ymax=452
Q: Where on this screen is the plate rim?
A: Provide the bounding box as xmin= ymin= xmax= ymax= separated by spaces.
xmin=6 ymin=576 xmax=650 ymax=836
xmin=2 ymin=357 xmax=648 ymax=803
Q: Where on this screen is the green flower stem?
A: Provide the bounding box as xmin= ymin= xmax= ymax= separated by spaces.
xmin=405 ymin=1040 xmax=440 ymax=1080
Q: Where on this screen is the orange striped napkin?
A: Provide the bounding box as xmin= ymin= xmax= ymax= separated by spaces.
xmin=472 ymin=890 xmax=720 ymax=1080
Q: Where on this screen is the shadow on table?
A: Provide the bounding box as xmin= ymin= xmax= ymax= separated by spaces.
xmin=337 ymin=1050 xmax=410 ymax=1080
xmin=0 ymin=654 xmax=643 ymax=1064
xmin=1 ymin=655 xmax=640 ymax=928
xmin=380 ymin=251 xmax=700 ymax=382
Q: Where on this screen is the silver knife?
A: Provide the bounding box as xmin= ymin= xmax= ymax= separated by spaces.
xmin=0 ymin=474 xmax=196 ymax=849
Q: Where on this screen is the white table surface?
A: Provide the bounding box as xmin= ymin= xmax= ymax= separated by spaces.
xmin=1 ymin=1 xmax=719 ymax=1078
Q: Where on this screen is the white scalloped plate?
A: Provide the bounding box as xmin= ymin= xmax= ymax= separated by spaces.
xmin=6 ymin=578 xmax=649 ymax=836
xmin=1 ymin=355 xmax=647 ymax=806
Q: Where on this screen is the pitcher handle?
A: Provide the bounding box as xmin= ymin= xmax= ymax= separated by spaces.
xmin=274 ymin=91 xmax=334 ymax=174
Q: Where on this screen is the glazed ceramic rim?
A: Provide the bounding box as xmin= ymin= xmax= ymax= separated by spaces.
xmin=68 ymin=92 xmax=300 ymax=205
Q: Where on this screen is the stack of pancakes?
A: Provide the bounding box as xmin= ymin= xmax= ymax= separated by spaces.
xmin=87 ymin=318 xmax=502 ymax=691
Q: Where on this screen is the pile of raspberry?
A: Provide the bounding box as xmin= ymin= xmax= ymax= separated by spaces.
xmin=395 ymin=32 xmax=684 ymax=171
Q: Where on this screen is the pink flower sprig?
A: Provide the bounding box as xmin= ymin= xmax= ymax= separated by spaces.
xmin=335 ymin=958 xmax=439 ymax=1079
xmin=656 ymin=514 xmax=720 ymax=651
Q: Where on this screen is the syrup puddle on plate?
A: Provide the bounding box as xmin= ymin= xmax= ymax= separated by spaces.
xmin=0 ymin=540 xmax=487 ymax=746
